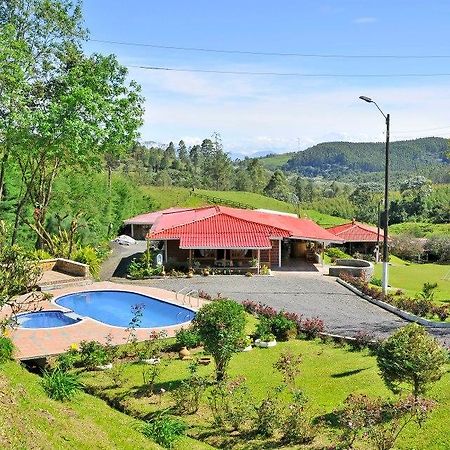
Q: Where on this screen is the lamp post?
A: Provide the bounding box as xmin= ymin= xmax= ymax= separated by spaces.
xmin=359 ymin=95 xmax=390 ymax=295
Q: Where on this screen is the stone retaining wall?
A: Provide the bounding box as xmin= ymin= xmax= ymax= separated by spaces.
xmin=38 ymin=258 xmax=89 ymax=277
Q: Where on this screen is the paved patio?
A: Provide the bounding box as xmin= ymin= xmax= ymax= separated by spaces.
xmin=7 ymin=281 xmax=205 ymax=360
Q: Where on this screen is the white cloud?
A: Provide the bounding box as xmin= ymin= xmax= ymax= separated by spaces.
xmin=128 ymin=62 xmax=450 ymax=154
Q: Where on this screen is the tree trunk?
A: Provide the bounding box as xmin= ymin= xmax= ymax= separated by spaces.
xmin=0 ymin=152 xmax=8 ymax=202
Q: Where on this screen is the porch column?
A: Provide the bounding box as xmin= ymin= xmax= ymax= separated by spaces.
xmin=188 ymin=249 xmax=192 ymax=267
xmin=130 ymin=224 xmax=134 ymax=238
xmin=278 ymin=240 xmax=282 ymax=267
xmin=257 ymin=249 xmax=260 ymax=274
xmin=164 ymin=240 xmax=168 ymax=263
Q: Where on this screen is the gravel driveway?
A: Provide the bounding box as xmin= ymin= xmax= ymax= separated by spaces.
xmin=135 ymin=272 xmax=449 ymax=345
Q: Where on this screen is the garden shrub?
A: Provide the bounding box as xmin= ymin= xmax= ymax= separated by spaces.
xmin=299 ymin=317 xmax=325 ymax=339
xmin=377 ymin=323 xmax=448 ymax=397
xmin=280 ymin=391 xmax=316 ymax=445
xmin=336 ymin=394 xmax=436 ymax=450
xmin=138 ymin=330 xmax=168 ymax=361
xmin=268 ymin=313 xmax=297 ymax=341
xmin=390 ymin=234 xmax=426 ymax=261
xmin=325 ymin=247 xmax=351 ymax=262
xmin=79 ymin=340 xmax=109 ymax=369
xmin=127 ymin=257 xmax=163 ymax=279
xmin=370 ymin=276 xmax=382 ymax=287
xmin=207 ymin=376 xmax=253 ymax=431
xmin=55 ymin=347 xmax=81 ymax=371
xmin=141 ymin=361 xmax=167 ymax=396
xmin=73 ymin=246 xmax=102 ymax=278
xmin=340 ymin=273 xmax=449 ymax=320
xmin=253 ymin=390 xmax=283 ymax=437
xmin=348 ymin=330 xmax=376 ymax=351
xmin=41 ymin=368 xmax=82 ymax=401
xmin=141 ymin=412 xmax=187 ymax=449
xmin=255 ymin=317 xmax=275 ymax=341
xmin=193 ymin=299 xmax=246 ymax=381
xmin=175 ymin=327 xmax=202 ymax=349
xmin=171 ymin=362 xmax=208 ymax=414
xmin=424 ymin=234 xmax=450 ymax=262
xmin=0 ymin=335 xmax=14 ymax=363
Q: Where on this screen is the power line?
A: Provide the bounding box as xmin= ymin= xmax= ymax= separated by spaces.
xmin=91 ymin=38 xmax=450 ymax=59
xmin=394 ymin=125 xmax=450 ymax=133
xmin=128 ymin=64 xmax=450 ymax=78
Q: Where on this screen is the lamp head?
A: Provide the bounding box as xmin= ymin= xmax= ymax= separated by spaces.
xmin=359 ymin=95 xmax=373 ymax=103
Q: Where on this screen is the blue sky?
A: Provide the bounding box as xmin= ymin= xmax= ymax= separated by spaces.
xmin=83 ymin=1 xmax=450 ymax=155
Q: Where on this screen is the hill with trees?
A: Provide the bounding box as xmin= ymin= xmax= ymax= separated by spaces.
xmin=262 ymin=137 xmax=449 ymax=181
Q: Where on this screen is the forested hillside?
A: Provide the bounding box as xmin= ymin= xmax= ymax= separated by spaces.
xmin=279 ymin=137 xmax=449 ymax=180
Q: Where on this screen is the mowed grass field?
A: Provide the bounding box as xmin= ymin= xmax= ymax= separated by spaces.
xmin=80 ymin=339 xmax=450 ymax=450
xmin=374 ymin=257 xmax=450 ymax=304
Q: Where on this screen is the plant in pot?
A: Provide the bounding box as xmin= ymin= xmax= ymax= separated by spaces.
xmin=250 ymin=257 xmax=259 ymax=268
xmin=255 ymin=333 xmax=277 ymax=348
xmin=255 ymin=319 xmax=277 ymax=348
xmin=240 ymin=336 xmax=253 ymax=352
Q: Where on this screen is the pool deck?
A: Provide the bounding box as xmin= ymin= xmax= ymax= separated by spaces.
xmin=5 ymin=282 xmax=205 ymax=361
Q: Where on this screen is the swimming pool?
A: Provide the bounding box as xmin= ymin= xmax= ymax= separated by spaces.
xmin=17 ymin=310 xmax=79 ymax=328
xmin=55 ymin=290 xmax=195 ymax=328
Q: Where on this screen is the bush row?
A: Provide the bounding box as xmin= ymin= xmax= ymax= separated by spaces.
xmin=340 ymin=273 xmax=449 ymax=321
xmin=242 ymin=300 xmax=325 ymax=339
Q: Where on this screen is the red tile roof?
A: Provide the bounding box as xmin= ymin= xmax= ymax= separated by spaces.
xmin=327 ymin=221 xmax=384 ymax=243
xmin=146 ymin=206 xmax=343 ymax=248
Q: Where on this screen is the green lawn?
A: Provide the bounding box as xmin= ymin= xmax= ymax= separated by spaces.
xmin=79 ymin=339 xmax=450 ymax=450
xmin=373 ymin=260 xmax=450 ymax=304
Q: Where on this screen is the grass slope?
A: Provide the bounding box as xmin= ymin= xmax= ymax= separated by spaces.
xmin=196 ymin=189 xmax=346 ymax=226
xmin=0 ymin=361 xmax=161 ymax=450
xmin=139 ymin=186 xmax=347 ymax=226
xmin=80 ymin=339 xmax=450 ymax=450
xmin=374 ymin=260 xmax=450 ymax=304
xmin=258 ymin=153 xmax=296 ymax=171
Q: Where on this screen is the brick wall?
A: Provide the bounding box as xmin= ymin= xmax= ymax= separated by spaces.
xmin=166 ymin=240 xmax=190 ymax=263
xmin=258 ymin=240 xmax=280 ymax=267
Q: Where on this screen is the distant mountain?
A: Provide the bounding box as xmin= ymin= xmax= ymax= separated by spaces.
xmin=263 ymin=137 xmax=449 ymax=178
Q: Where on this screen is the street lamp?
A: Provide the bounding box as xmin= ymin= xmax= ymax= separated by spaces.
xmin=359 ymin=95 xmax=390 ymax=295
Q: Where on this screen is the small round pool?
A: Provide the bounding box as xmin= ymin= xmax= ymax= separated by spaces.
xmin=55 ymin=290 xmax=195 ymax=328
xmin=17 ymin=311 xmax=79 ymax=328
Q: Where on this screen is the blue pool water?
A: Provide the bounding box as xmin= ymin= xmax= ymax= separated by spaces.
xmin=17 ymin=311 xmax=78 ymax=328
xmin=55 ymin=290 xmax=195 ymax=328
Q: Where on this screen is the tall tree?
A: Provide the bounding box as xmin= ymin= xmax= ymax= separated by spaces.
xmin=264 ymin=170 xmax=291 ymax=201
xmin=1 ymin=0 xmax=144 ymax=245
xmin=177 ymin=139 xmax=189 ymax=166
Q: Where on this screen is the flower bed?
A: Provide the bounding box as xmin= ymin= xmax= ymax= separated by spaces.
xmin=339 ymin=273 xmax=449 ymax=322
xmin=242 ymin=300 xmax=325 ymax=339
